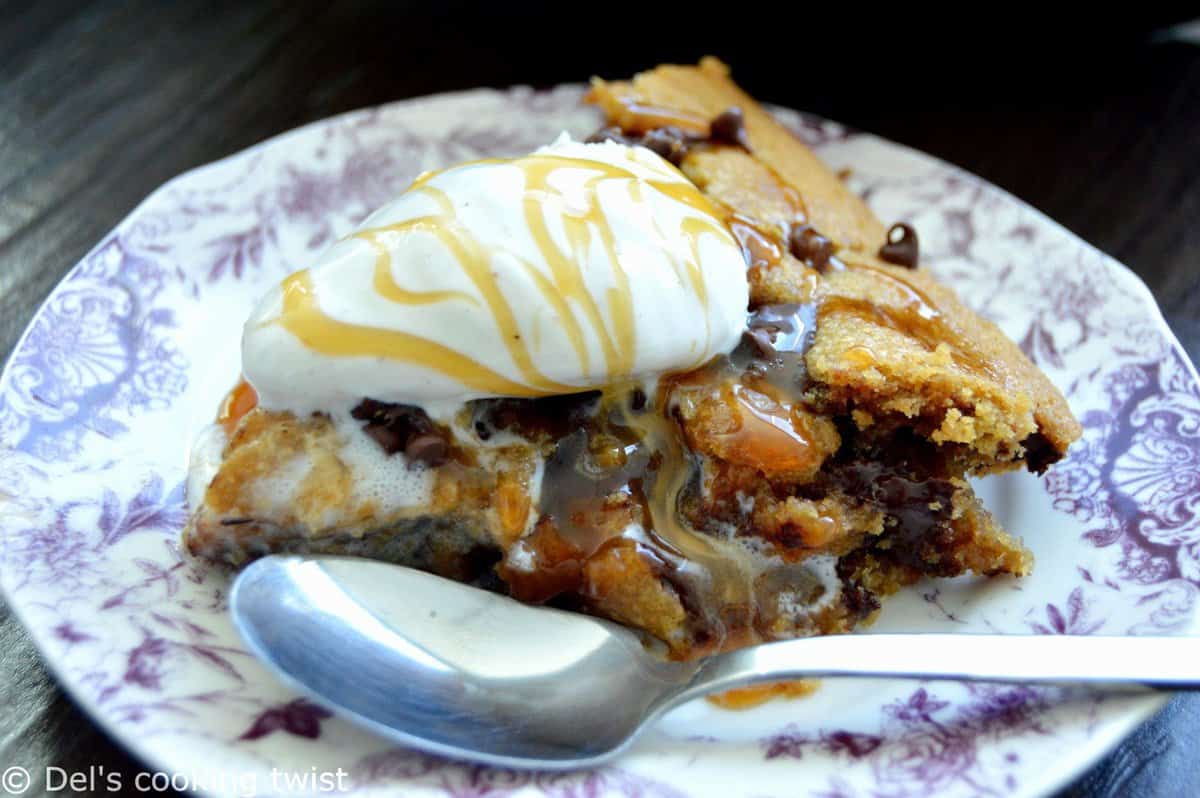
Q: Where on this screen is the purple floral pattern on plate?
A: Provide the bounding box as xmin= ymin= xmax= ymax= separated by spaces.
xmin=0 ymin=86 xmax=1196 ymax=797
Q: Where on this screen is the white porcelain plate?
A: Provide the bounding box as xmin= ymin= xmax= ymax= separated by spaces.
xmin=2 ymin=85 xmax=1198 ymax=798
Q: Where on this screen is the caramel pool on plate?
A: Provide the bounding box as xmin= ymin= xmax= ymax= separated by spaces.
xmin=707 ymin=679 xmax=820 ymax=710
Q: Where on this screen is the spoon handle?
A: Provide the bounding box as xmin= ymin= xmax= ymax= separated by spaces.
xmin=676 ymin=634 xmax=1198 ymax=704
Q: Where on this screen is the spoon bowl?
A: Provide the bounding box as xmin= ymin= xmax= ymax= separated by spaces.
xmin=231 ymin=555 xmax=698 ymax=767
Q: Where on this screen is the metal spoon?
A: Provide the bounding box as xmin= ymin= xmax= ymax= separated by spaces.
xmin=230 ymin=555 xmax=1196 ymax=770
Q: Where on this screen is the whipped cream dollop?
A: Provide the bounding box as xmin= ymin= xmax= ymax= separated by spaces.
xmin=242 ymin=136 xmax=749 ymax=417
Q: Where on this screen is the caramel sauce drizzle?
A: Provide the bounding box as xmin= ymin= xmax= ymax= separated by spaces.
xmin=819 ymin=296 xmax=994 ymax=379
xmin=723 ymin=383 xmax=823 ymax=476
xmin=520 ymin=156 xmax=632 ymax=379
xmin=280 ymin=271 xmax=550 ymax=397
xmin=607 ymin=388 xmax=759 ymax=626
xmin=819 ymin=257 xmax=1001 ymax=381
xmin=631 ymin=179 xmax=728 ymax=359
xmin=275 ymin=154 xmax=732 ymax=397
xmin=727 ymin=214 xmax=785 ymax=270
xmin=352 ymin=213 xmax=570 ymax=394
xmin=218 ymin=379 xmax=258 ymax=434
xmin=572 ymin=370 xmax=837 ymax=654
xmin=354 ymin=221 xmax=480 ymax=308
xmin=833 ymin=257 xmax=939 ymax=319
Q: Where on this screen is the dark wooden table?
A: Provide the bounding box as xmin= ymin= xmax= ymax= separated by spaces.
xmin=1 ymin=2 xmax=1198 ymax=795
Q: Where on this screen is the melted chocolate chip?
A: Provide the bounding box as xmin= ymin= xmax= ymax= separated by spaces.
xmin=709 ymin=107 xmax=751 ymax=150
xmin=879 ymin=223 xmax=919 ymax=268
xmin=405 ymin=433 xmax=449 ymax=467
xmin=630 ymin=387 xmax=648 ymax=411
xmin=463 ymin=546 xmax=505 ymax=592
xmin=351 ymin=398 xmax=403 ymax=422
xmin=1020 ymin=432 xmax=1060 ymax=474
xmin=747 ymin=303 xmax=817 ymax=356
xmin=539 ymin=428 xmax=651 ymax=551
xmin=821 ymin=427 xmax=959 ymax=573
xmin=834 ymin=557 xmax=882 ymax=621
xmin=585 ymin=127 xmax=637 ymax=146
xmin=788 ymin=224 xmax=834 ymax=272
xmin=744 ymin=328 xmax=778 ymax=358
xmin=470 ymin=392 xmax=600 ymax=442
xmin=585 ymin=124 xmax=699 ymax=167
xmin=351 ymin=398 xmax=448 ymax=466
xmin=738 ymin=302 xmax=818 ymax=393
xmin=585 ymin=108 xmax=749 ymax=169
xmin=833 ymin=457 xmax=955 ymax=552
xmin=363 ymin=423 xmax=404 ymax=454
xmin=220 ymin=517 xmax=253 ymax=526
xmin=640 ymin=126 xmax=694 ymax=166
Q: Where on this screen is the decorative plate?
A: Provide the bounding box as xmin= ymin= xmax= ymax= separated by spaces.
xmin=2 ymin=85 xmax=1197 ymax=798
